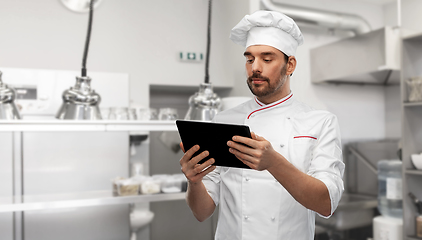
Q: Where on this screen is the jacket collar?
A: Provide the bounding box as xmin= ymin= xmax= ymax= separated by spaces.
xmin=254 ymin=91 xmax=293 ymax=107
xmin=248 ymin=92 xmax=293 ymax=119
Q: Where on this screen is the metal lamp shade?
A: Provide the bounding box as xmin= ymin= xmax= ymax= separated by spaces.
xmin=0 ymin=71 xmax=21 ymax=120
xmin=60 ymin=0 xmax=104 ymax=13
xmin=185 ymin=83 xmax=221 ymax=122
xmin=56 ymin=76 xmax=102 ymax=120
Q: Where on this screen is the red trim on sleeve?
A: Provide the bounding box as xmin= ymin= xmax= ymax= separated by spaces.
xmin=294 ymin=136 xmax=317 ymax=140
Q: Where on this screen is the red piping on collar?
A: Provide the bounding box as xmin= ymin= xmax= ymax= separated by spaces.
xmin=247 ymin=94 xmax=293 ymax=119
xmin=294 ymin=136 xmax=317 ymax=140
xmin=254 ymin=98 xmax=263 ymax=107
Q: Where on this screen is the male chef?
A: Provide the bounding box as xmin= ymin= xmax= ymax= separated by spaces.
xmin=179 ymin=10 xmax=345 ymax=240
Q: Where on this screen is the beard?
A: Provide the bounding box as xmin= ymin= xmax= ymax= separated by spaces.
xmin=247 ymin=64 xmax=288 ymax=98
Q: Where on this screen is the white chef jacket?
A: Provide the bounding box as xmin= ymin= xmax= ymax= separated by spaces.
xmin=203 ymin=92 xmax=345 ymax=240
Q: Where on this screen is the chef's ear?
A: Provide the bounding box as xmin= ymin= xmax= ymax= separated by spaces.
xmin=286 ymin=56 xmax=297 ymax=76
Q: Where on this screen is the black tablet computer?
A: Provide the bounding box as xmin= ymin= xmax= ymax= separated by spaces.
xmin=176 ymin=120 xmax=252 ymax=169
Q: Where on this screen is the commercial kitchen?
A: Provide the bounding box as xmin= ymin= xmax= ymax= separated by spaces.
xmin=0 ymin=0 xmax=422 ymax=239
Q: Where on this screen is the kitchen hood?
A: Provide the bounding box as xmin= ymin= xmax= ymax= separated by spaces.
xmin=311 ymin=26 xmax=401 ymax=85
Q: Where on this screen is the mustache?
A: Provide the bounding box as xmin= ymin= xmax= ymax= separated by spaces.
xmin=247 ymin=72 xmax=270 ymax=82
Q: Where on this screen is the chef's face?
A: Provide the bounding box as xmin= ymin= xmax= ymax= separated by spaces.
xmin=244 ymin=45 xmax=295 ymax=104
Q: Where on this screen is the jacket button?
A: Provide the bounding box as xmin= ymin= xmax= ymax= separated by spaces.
xmin=280 ymin=144 xmax=284 ymax=148
xmin=244 ymin=216 xmax=249 ymax=220
xmin=245 ymin=177 xmax=250 ymax=181
xmin=271 ymin=216 xmax=276 ymax=221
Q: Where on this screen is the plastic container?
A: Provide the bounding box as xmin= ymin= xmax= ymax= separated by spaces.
xmin=417 ymin=215 xmax=422 ymax=238
xmin=113 ymin=178 xmax=140 ymax=196
xmin=377 ymin=160 xmax=403 ymax=218
xmin=161 ymin=176 xmax=182 ymax=193
xmin=140 ymin=177 xmax=161 ymax=194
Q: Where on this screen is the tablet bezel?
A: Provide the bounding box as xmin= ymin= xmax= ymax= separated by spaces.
xmin=176 ymin=120 xmax=252 ymax=169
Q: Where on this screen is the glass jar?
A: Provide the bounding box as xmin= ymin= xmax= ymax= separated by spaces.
xmin=128 ymin=108 xmax=137 ymax=120
xmin=377 ymin=160 xmax=403 ymax=218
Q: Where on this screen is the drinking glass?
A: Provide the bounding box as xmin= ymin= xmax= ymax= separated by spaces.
xmin=159 ymin=108 xmax=178 ymax=120
xmin=109 ymin=107 xmax=129 ymax=120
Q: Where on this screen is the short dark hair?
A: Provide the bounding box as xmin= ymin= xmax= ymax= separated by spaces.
xmin=283 ymin=53 xmax=289 ymax=63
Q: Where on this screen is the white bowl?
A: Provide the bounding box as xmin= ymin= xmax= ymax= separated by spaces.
xmin=411 ymin=154 xmax=422 ymax=170
xmin=130 ymin=210 xmax=154 ymax=230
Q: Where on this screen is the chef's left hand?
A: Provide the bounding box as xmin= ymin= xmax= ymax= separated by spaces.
xmin=227 ymin=132 xmax=280 ymax=171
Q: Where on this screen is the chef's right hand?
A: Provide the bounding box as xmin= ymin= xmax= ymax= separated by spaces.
xmin=179 ymin=142 xmax=216 ymax=184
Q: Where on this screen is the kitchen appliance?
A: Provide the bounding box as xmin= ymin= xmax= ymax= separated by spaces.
xmin=261 ymin=0 xmax=371 ymax=35
xmin=310 ymin=26 xmax=401 ymax=85
xmin=260 ymin=1 xmax=402 ymax=85
xmin=56 ymin=0 xmax=102 ymax=120
xmin=0 ymin=71 xmax=21 ymax=120
xmin=185 ymin=0 xmax=221 ymax=121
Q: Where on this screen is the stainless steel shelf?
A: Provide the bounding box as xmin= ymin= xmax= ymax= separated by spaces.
xmin=0 ymin=120 xmax=177 ymax=132
xmin=0 ymin=191 xmax=186 ymax=213
xmin=403 ymin=31 xmax=422 ymax=41
xmin=402 ymin=31 xmax=422 ymax=240
xmin=407 ymin=236 xmax=422 ymax=240
xmin=405 ymin=169 xmax=422 ymax=175
xmin=404 ymin=102 xmax=422 ymax=108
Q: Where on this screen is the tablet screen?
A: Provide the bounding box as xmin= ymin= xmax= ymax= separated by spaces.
xmin=176 ymin=120 xmax=251 ymax=169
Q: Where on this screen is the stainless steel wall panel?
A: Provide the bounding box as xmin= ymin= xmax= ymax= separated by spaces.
xmin=0 ymin=132 xmax=14 ymax=240
xmin=22 ymin=131 xmax=130 ymax=240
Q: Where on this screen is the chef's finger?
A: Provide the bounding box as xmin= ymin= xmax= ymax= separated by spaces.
xmin=229 ymin=147 xmax=258 ymax=169
xmin=250 ymin=132 xmax=257 ymax=139
xmin=188 ymin=150 xmax=211 ymax=168
xmin=186 ymin=159 xmax=216 ymax=183
xmin=229 ymin=147 xmax=257 ymax=164
xmin=195 ymin=158 xmax=215 ymax=174
xmin=227 ymin=140 xmax=256 ymax=156
xmin=195 ymin=164 xmax=217 ymax=179
xmin=239 ymin=158 xmax=257 ymax=170
xmin=252 ymin=132 xmax=266 ymax=141
xmin=231 ymin=135 xmax=259 ymax=149
xmin=180 ymin=142 xmax=185 ymax=153
xmin=179 ymin=145 xmax=200 ymax=166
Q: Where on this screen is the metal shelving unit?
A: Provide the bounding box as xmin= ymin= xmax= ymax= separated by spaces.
xmin=0 ymin=191 xmax=185 ymax=213
xmin=404 ymin=102 xmax=422 ymax=108
xmin=0 ymin=120 xmax=180 ymax=213
xmin=407 ymin=236 xmax=421 ymax=240
xmin=401 ymin=32 xmax=422 ymax=239
xmin=0 ymin=120 xmax=177 ymax=132
xmin=405 ymin=170 xmax=422 ymax=176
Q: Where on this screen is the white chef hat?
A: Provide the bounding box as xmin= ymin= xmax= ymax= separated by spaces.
xmin=230 ymin=10 xmax=304 ymax=56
